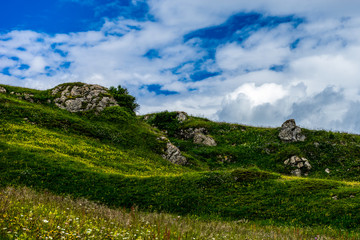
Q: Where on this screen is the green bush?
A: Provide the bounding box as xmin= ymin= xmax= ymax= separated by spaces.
xmin=98 ymin=106 xmax=134 ymax=123
xmin=109 ymin=85 xmax=139 ymax=113
xmin=147 ymin=111 xmax=180 ymax=136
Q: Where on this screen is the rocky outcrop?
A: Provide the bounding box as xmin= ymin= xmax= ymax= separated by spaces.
xmin=0 ymin=86 xmax=6 ymax=93
xmin=176 ymin=111 xmax=188 ymax=122
xmin=23 ymin=93 xmax=34 ymax=103
xmin=8 ymin=91 xmax=34 ymax=102
xmin=193 ymin=133 xmax=217 ymax=146
xmin=279 ymin=119 xmax=306 ymax=142
xmin=284 ymin=155 xmax=311 ymax=176
xmin=179 ymin=127 xmax=207 ymax=139
xmin=51 ymin=83 xmax=118 ymax=112
xmin=159 ymin=136 xmax=187 ymax=165
xmin=178 ymin=128 xmax=217 ymax=146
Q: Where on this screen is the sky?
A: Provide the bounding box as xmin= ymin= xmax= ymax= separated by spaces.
xmin=1 ymin=0 xmax=360 ymax=133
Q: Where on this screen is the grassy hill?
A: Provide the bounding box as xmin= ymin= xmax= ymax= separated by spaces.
xmin=1 ymin=83 xmax=360 ymax=239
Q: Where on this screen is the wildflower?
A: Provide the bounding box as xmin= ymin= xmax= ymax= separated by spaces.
xmin=43 ymin=219 xmax=49 ymax=223
xmin=86 ymin=229 xmax=92 ymax=234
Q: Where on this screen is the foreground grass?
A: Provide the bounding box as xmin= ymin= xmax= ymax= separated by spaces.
xmin=1 ymin=186 xmax=358 ymax=240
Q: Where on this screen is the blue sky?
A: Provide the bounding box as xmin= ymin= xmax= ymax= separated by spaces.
xmin=1 ymin=0 xmax=360 ymax=133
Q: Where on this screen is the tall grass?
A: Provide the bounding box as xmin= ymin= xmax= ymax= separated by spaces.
xmin=2 ymin=186 xmax=358 ymax=240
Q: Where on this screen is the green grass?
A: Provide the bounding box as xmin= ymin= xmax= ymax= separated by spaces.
xmin=146 ymin=112 xmax=360 ymax=181
xmin=1 ymin=85 xmax=360 ymax=238
xmin=2 ymin=186 xmax=359 ymax=240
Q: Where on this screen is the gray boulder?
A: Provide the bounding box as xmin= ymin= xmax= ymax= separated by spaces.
xmin=178 ymin=127 xmax=217 ymax=146
xmin=52 ymin=83 xmax=118 ymax=112
xmin=0 ymin=86 xmax=6 ymax=93
xmin=176 ymin=111 xmax=188 ymax=122
xmin=284 ymin=155 xmax=311 ymax=176
xmin=178 ymin=127 xmax=207 ymax=139
xmin=162 ymin=142 xmax=187 ymax=165
xmin=193 ymin=133 xmax=217 ymax=146
xmin=23 ymin=93 xmax=34 ymax=103
xmin=279 ymin=119 xmax=306 ymax=142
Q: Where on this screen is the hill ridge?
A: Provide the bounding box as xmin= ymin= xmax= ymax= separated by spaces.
xmin=1 ymin=82 xmax=360 ymax=238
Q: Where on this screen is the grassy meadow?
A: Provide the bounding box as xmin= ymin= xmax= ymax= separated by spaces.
xmin=1 ymin=83 xmax=360 ymax=239
xmin=2 ymin=186 xmax=359 ymax=240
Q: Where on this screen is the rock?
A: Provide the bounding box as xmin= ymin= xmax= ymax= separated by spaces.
xmin=176 ymin=111 xmax=188 ymax=122
xmin=0 ymin=86 xmax=6 ymax=93
xmin=143 ymin=115 xmax=151 ymax=121
xmin=23 ymin=93 xmax=34 ymax=103
xmin=178 ymin=127 xmax=217 ymax=146
xmin=162 ymin=142 xmax=187 ymax=165
xmin=279 ymin=119 xmax=306 ymax=142
xmin=178 ymin=128 xmax=207 ymax=139
xmin=193 ymin=133 xmax=217 ymax=146
xmin=284 ymin=155 xmax=311 ymax=176
xmin=51 ymin=83 xmax=118 ymax=112
xmin=291 ymin=169 xmax=302 ymax=177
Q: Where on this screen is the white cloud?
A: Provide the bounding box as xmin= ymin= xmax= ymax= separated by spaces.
xmin=227 ymin=83 xmax=287 ymax=106
xmin=1 ymin=1 xmax=360 ymax=133
xmin=29 ymin=57 xmax=46 ymax=72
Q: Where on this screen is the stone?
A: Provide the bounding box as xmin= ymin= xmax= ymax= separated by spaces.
xmin=162 ymin=142 xmax=187 ymax=165
xmin=278 ymin=119 xmax=306 ymax=142
xmin=178 ymin=128 xmax=207 ymax=139
xmin=303 ymin=160 xmax=312 ymax=170
xmin=297 ymin=162 xmax=304 ymax=168
xmin=178 ymin=127 xmax=217 ymax=146
xmin=23 ymin=93 xmax=34 ymax=103
xmin=193 ymin=133 xmax=217 ymax=146
xmin=284 ymin=155 xmax=311 ymax=176
xmin=176 ymin=111 xmax=188 ymax=122
xmin=290 ymin=156 xmax=298 ymax=164
xmin=51 ymin=83 xmax=118 ymax=112
xmin=291 ymin=169 xmax=302 ymax=177
xmin=0 ymin=86 xmax=6 ymax=93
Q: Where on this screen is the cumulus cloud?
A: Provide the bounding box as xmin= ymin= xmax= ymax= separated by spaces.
xmin=1 ymin=0 xmax=360 ymax=133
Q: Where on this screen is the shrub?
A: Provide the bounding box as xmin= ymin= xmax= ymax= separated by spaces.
xmin=109 ymin=85 xmax=139 ymax=113
xmin=98 ymin=106 xmax=134 ymax=123
xmin=147 ymin=111 xmax=180 ymax=136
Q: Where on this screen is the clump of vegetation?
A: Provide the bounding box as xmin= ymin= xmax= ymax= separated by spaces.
xmin=230 ymin=168 xmax=280 ymax=182
xmin=109 ymin=85 xmax=139 ymax=114
xmin=146 ymin=111 xmax=181 ymax=136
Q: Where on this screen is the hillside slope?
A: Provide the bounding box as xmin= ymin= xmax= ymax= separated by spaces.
xmin=1 ymin=83 xmax=360 ymax=238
